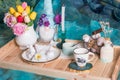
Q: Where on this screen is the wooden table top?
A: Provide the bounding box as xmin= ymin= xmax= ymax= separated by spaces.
xmin=0 ymin=39 xmax=120 ymax=80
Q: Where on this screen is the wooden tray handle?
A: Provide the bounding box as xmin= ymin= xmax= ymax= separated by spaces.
xmin=112 ymin=56 xmax=120 ymax=80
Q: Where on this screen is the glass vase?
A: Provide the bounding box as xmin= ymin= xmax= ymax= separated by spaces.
xmin=37 ymin=26 xmax=55 ymax=42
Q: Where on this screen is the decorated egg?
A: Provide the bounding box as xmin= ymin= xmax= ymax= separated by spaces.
xmin=91 ymin=48 xmax=96 ymax=53
xmin=92 ymin=33 xmax=101 ymax=39
xmin=97 ymin=37 xmax=105 ymax=46
xmin=83 ymin=34 xmax=91 ymax=42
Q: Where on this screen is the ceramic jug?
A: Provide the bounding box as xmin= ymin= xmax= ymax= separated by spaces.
xmin=100 ymin=40 xmax=114 ymax=63
xmin=16 ymin=25 xmax=38 ymax=50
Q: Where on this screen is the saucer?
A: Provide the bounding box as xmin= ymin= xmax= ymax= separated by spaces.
xmin=68 ymin=62 xmax=93 ymax=71
xmin=21 ymin=47 xmax=61 ymax=63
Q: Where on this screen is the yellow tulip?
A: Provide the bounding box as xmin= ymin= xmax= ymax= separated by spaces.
xmin=30 ymin=12 xmax=37 ymax=20
xmin=25 ymin=6 xmax=30 ymax=14
xmin=9 ymin=7 xmax=16 ymax=14
xmin=14 ymin=12 xmax=21 ymax=17
xmin=16 ymin=5 xmax=24 ymax=13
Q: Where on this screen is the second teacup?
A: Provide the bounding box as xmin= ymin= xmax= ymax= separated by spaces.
xmin=74 ymin=48 xmax=95 ymax=67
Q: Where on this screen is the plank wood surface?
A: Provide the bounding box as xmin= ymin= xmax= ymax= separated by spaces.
xmin=0 ymin=39 xmax=120 ymax=80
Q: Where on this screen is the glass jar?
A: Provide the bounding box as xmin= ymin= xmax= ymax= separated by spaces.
xmin=37 ymin=26 xmax=55 ymax=42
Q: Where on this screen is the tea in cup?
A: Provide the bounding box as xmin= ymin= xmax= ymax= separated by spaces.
xmin=74 ymin=48 xmax=95 ymax=67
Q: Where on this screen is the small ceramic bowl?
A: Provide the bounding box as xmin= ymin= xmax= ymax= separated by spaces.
xmin=62 ymin=43 xmax=77 ymax=56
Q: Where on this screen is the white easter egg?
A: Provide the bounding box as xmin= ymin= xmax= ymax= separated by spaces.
xmin=91 ymin=48 xmax=96 ymax=53
xmin=92 ymin=33 xmax=101 ymax=39
xmin=97 ymin=37 xmax=105 ymax=46
xmin=83 ymin=34 xmax=91 ymax=42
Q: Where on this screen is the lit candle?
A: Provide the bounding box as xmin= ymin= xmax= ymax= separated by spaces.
xmin=61 ymin=5 xmax=65 ymax=32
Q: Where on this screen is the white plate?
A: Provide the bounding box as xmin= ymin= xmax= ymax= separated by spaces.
xmin=21 ymin=48 xmax=61 ymax=63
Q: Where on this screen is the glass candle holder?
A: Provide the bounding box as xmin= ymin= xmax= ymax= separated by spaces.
xmin=56 ymin=31 xmax=66 ymax=49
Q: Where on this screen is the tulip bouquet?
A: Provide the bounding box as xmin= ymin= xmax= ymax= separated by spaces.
xmin=4 ymin=2 xmax=37 ymax=36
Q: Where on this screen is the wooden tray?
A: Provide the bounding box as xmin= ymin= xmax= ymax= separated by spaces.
xmin=0 ymin=39 xmax=120 ymax=80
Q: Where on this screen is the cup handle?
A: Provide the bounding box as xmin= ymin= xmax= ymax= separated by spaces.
xmin=87 ymin=52 xmax=95 ymax=62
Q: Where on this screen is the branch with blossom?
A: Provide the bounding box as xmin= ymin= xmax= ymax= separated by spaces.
xmin=4 ymin=2 xmax=37 ymax=36
xmin=99 ymin=21 xmax=113 ymax=38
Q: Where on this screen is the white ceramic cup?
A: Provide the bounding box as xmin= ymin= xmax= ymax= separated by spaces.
xmin=62 ymin=43 xmax=76 ymax=56
xmin=74 ymin=48 xmax=95 ymax=67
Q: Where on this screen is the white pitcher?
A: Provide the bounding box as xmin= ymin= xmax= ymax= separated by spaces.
xmin=16 ymin=25 xmax=38 ymax=50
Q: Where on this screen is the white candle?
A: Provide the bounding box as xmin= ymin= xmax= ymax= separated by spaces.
xmin=61 ymin=5 xmax=65 ymax=32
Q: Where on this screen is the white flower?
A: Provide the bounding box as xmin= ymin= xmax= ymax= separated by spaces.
xmin=24 ymin=15 xmax=30 ymax=23
xmin=22 ymin=11 xmax=27 ymax=17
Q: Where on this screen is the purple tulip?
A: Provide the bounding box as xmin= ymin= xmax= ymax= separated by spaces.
xmin=41 ymin=14 xmax=47 ymax=18
xmin=44 ymin=21 xmax=50 ymax=27
xmin=38 ymin=14 xmax=51 ymax=27
xmin=39 ymin=18 xmax=42 ymax=21
xmin=38 ymin=22 xmax=43 ymax=26
xmin=38 ymin=18 xmax=43 ymax=26
xmin=39 ymin=19 xmax=43 ymax=23
xmin=43 ymin=17 xmax=48 ymax=22
xmin=54 ymin=14 xmax=61 ymax=24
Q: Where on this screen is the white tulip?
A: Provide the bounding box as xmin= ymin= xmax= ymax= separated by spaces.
xmin=22 ymin=11 xmax=27 ymax=17
xmin=24 ymin=15 xmax=30 ymax=23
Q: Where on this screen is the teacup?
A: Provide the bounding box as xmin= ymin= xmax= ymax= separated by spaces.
xmin=62 ymin=43 xmax=76 ymax=57
xmin=74 ymin=48 xmax=95 ymax=67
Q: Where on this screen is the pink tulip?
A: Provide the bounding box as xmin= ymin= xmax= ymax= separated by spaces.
xmin=22 ymin=2 xmax=27 ymax=9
